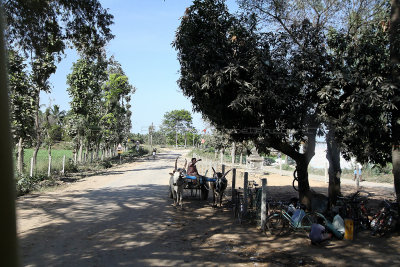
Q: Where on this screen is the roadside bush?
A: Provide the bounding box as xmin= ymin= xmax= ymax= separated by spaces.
xmin=16 ymin=174 xmax=46 ymax=196
xmin=101 ymin=160 xmax=112 ymax=169
xmin=281 ymin=164 xmax=294 ymax=171
xmin=371 ymin=164 xmax=392 ymax=175
xmin=64 ymin=159 xmax=78 ymax=173
xmin=128 ymin=146 xmax=149 ymax=157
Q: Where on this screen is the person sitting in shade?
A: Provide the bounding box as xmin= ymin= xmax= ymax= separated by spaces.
xmin=187 ymin=157 xmax=201 ymax=184
xmin=309 ymin=217 xmax=332 ymax=245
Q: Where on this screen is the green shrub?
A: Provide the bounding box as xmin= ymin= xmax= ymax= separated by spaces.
xmin=281 ymin=164 xmax=294 ymax=171
xmin=16 ymin=174 xmax=46 ymax=196
xmin=101 ymin=160 xmax=112 ymax=169
xmin=64 ymin=159 xmax=78 ymax=173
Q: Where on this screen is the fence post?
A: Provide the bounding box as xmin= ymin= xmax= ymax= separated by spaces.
xmin=62 ymin=155 xmax=66 ymax=175
xmin=231 ymin=168 xmax=236 ymax=203
xmin=48 ymin=155 xmax=52 ymax=177
xmin=222 ymin=164 xmax=225 ymax=174
xmin=30 ymin=157 xmax=33 ymax=177
xmin=261 ymin=178 xmax=267 ymax=230
xmin=243 ymin=172 xmax=248 ymax=215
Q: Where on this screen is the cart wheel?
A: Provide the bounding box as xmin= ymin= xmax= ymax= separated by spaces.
xmin=168 ymin=187 xmax=173 ymax=199
xmin=201 ymin=186 xmax=208 ymax=200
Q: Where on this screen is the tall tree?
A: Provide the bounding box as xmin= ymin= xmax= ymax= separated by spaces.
xmin=318 ymin=1 xmax=395 ymax=201
xmin=390 ymin=0 xmax=400 ymax=206
xmin=174 ymin=0 xmax=334 ymax=206
xmin=161 ymin=110 xmax=193 ymax=147
xmin=67 ymin=56 xmax=108 ymax=162
xmin=7 ymin=50 xmax=35 ymax=175
xmin=3 ymin=0 xmax=114 ymax=168
xmin=101 ymin=59 xmax=135 ymax=154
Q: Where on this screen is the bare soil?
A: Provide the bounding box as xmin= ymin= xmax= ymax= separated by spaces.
xmin=17 ymin=150 xmax=400 ymax=266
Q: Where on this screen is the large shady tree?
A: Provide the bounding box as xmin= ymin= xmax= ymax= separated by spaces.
xmin=319 ymin=0 xmax=400 ymax=205
xmin=174 ymin=0 xmax=335 ymax=206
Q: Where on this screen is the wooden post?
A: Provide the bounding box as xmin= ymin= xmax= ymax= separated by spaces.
xmin=62 ymin=155 xmax=66 ymax=175
xmin=30 ymin=157 xmax=33 ymax=177
xmin=243 ymin=172 xmax=248 ymax=215
xmin=261 ymin=178 xmax=267 ymax=230
xmin=48 ymin=155 xmax=52 ymax=177
xmin=240 ymin=153 xmax=243 ymax=165
xmin=222 ymin=164 xmax=225 ymax=174
xmin=232 ymin=168 xmax=236 ymax=203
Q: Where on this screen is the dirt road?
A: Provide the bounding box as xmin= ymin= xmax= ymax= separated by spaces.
xmin=17 ymin=150 xmax=400 ymax=266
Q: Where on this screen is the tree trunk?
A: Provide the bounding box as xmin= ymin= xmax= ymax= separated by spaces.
xmin=295 ymin=156 xmax=312 ymax=208
xmin=231 ymin=142 xmax=236 ymax=165
xmin=32 ymin=89 xmax=41 ymax=171
xmin=285 ymin=126 xmax=317 ymax=209
xmin=85 ymin=145 xmax=89 ymax=163
xmin=391 ymin=0 xmax=400 ymax=207
xmin=175 ymin=130 xmax=178 ymax=148
xmin=17 ymin=137 xmax=24 ymax=175
xmin=184 ymin=133 xmax=187 ymax=148
xmin=78 ymin=139 xmax=83 ymax=163
xmin=48 ymin=144 xmax=52 ymax=158
xmin=326 ymin=128 xmax=341 ymax=207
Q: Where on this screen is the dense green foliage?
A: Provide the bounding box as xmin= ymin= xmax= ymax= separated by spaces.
xmin=174 ymin=0 xmax=398 ymax=204
xmin=160 ymin=109 xmax=194 ymax=146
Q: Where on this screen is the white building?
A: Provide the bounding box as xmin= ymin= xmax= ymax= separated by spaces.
xmin=309 ymin=142 xmax=353 ymax=169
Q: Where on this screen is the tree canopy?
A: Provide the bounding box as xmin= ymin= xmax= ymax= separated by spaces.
xmin=174 ymin=0 xmax=399 ymax=205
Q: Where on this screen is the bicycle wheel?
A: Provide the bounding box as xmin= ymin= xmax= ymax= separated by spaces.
xmin=237 ymin=197 xmax=245 ymax=224
xmin=292 ymin=169 xmax=299 ymax=191
xmin=265 ymin=213 xmax=284 ymax=235
xmin=300 ymin=214 xmax=314 ymax=232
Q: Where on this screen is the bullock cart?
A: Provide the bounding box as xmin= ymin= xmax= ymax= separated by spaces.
xmin=169 ymin=174 xmax=215 ymax=201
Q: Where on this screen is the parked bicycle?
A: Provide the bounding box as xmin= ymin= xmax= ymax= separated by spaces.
xmin=370 ymin=199 xmax=398 ymax=236
xmin=264 ymin=204 xmax=315 ymax=235
xmin=232 ymin=180 xmax=261 ymax=224
xmin=335 ymin=191 xmax=371 ymax=231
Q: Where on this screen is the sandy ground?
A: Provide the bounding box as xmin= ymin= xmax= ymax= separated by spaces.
xmin=17 ymin=150 xmax=400 ymax=266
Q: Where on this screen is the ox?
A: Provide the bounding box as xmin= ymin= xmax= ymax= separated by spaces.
xmin=169 ymin=157 xmax=187 ymax=208
xmin=210 ymin=167 xmax=231 ymax=207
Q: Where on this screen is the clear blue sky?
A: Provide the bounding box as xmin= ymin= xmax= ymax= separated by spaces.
xmin=43 ymin=0 xmax=238 ymax=134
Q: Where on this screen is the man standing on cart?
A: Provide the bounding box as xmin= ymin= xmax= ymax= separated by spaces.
xmin=187 ymin=158 xmax=201 ymax=185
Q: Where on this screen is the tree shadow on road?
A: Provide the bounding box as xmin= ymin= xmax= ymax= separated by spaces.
xmin=17 ymin=183 xmax=400 ymax=266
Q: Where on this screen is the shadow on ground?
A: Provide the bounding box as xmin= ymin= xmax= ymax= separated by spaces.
xmin=18 ymin=181 xmax=400 ymax=266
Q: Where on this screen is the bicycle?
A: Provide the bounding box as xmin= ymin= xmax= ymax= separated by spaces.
xmin=232 ymin=180 xmax=261 ymax=224
xmin=335 ymin=191 xmax=371 ymax=231
xmin=264 ymin=205 xmax=315 ymax=235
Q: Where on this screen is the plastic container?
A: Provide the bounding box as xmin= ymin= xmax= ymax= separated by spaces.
xmin=344 ymin=219 xmax=354 ymax=240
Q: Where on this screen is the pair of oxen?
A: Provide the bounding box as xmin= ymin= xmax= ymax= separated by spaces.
xmin=169 ymin=157 xmax=231 ymax=208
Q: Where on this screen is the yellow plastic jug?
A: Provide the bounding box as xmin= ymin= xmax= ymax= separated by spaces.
xmin=344 ymin=219 xmax=354 ymax=240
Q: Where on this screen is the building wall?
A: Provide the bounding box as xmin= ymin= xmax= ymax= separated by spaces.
xmin=309 ymin=142 xmax=353 ymax=169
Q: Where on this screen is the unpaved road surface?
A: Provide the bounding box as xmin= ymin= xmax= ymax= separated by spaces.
xmin=17 ymin=150 xmax=400 ymax=266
